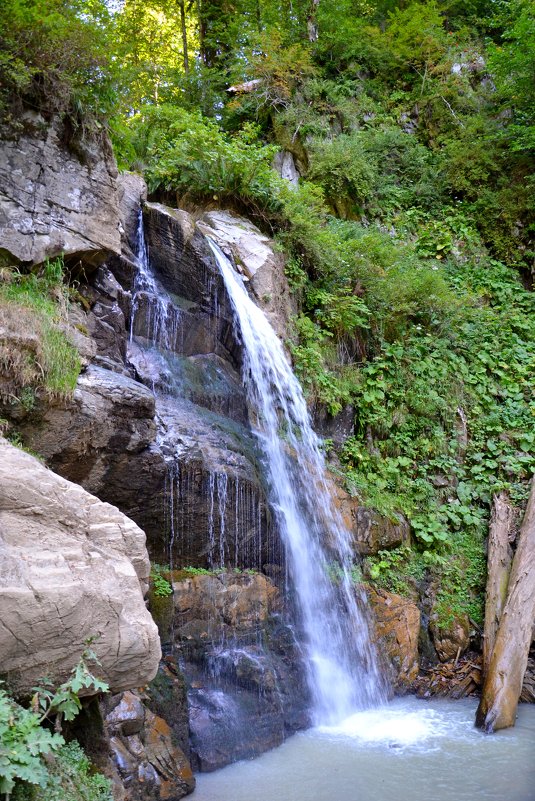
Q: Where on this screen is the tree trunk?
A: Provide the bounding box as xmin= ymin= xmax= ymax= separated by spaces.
xmin=307 ymin=0 xmax=320 ymax=41
xmin=482 ymin=491 xmax=513 ymax=678
xmin=178 ymin=0 xmax=189 ymax=75
xmin=476 ymin=476 xmax=535 ymax=732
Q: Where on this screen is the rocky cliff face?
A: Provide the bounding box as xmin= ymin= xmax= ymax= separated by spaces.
xmin=166 ymin=571 xmax=308 ymax=770
xmin=0 ymin=116 xmax=121 ymax=268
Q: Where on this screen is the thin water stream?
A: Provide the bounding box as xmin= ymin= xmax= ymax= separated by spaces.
xmin=193 ymin=697 xmax=535 ymax=801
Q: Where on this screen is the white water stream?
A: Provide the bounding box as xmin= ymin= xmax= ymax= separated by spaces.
xmin=208 ymin=240 xmax=386 ymax=724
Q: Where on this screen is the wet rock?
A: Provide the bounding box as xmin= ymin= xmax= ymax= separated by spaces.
xmin=147 ymin=397 xmax=272 ymax=567
xmin=146 ymin=657 xmax=191 ymax=758
xmin=143 ymin=203 xmax=241 ymax=367
xmin=314 ymin=405 xmax=355 ymax=449
xmin=354 ymin=507 xmax=410 ymax=556
xmin=273 ymin=151 xmax=300 ymax=187
xmin=173 ymin=572 xmax=280 ymax=632
xmin=430 ymin=612 xmax=471 ymax=662
xmin=171 ymin=571 xmax=309 ymax=770
xmin=0 ymin=117 xmax=120 ymax=268
xmin=86 ymin=265 xmax=132 ymax=373
xmin=197 ymin=209 xmax=293 ymax=339
xmin=104 ymin=690 xmax=194 ymax=800
xmin=17 ymin=364 xmax=159 ymax=490
xmin=333 ymin=484 xmax=410 ymax=556
xmin=106 ymin=691 xmax=146 ymax=736
xmin=117 ymin=173 xmax=147 ymax=258
xmin=367 ymin=586 xmax=420 ymax=690
xmin=0 ymin=437 xmax=160 ymax=694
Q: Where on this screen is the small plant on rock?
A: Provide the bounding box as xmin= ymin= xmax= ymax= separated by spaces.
xmin=150 ymin=564 xmax=173 ymax=597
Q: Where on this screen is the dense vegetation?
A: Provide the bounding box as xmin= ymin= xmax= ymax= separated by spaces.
xmin=1 ymin=0 xmax=534 ymax=631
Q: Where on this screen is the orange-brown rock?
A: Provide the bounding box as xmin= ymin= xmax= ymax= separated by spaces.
xmin=367 ymin=585 xmax=420 ymax=690
xmin=104 ymin=690 xmax=195 ymax=801
xmin=430 ymin=612 xmax=470 ymax=663
xmin=331 ymin=481 xmax=410 ymax=556
xmin=172 ymin=571 xmax=280 ymax=632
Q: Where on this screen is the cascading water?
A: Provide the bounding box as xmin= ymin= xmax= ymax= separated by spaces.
xmin=207 ymin=239 xmax=387 ymax=724
xmin=130 ymin=210 xmax=182 ymax=351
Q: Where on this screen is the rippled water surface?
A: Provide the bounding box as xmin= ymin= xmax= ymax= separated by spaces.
xmin=193 ymin=697 xmax=535 ymax=801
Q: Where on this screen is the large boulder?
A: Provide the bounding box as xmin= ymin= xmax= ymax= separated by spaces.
xmin=0 ymin=437 xmax=161 ymax=694
xmin=0 ymin=116 xmax=120 ymax=267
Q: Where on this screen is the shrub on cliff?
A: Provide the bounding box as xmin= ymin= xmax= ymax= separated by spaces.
xmin=0 ymin=259 xmax=80 ymax=406
xmin=1 ymin=650 xmax=111 ymax=801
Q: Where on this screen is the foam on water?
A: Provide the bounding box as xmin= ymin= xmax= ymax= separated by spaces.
xmin=319 ymin=705 xmax=441 ymax=748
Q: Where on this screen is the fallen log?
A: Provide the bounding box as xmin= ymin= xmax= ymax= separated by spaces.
xmin=482 ymin=491 xmax=514 ymax=678
xmin=476 ymin=476 xmax=535 ymax=732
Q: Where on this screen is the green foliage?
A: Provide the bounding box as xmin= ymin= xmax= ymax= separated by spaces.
xmin=121 ymin=106 xmax=280 ymax=208
xmin=0 ymin=0 xmax=115 ymax=129
xmin=336 ymin=255 xmax=533 ymax=626
xmin=150 ymin=564 xmax=173 ymax=597
xmin=0 ymin=262 xmax=81 ymax=401
xmin=2 ymin=0 xmax=533 ymax=655
xmin=0 ymin=650 xmax=109 ymax=799
xmin=31 ymin=647 xmax=109 ymax=726
xmin=487 ymin=0 xmax=535 ymax=153
xmin=385 ymin=1 xmax=449 ymax=72
xmin=12 ymin=741 xmax=112 ymax=801
xmin=0 ymin=688 xmax=63 ymax=795
xmin=307 ymin=133 xmax=378 ymax=215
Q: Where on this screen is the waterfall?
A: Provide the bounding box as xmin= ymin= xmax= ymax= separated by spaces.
xmin=207 ymin=240 xmax=386 ymax=724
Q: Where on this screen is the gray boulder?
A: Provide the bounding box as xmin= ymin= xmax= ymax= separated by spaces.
xmin=0 ymin=437 xmax=161 ymax=693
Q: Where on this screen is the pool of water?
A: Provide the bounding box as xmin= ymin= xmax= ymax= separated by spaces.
xmin=192 ymin=697 xmax=535 ymax=801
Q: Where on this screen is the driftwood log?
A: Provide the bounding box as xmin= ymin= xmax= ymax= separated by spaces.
xmin=476 ymin=476 xmax=535 ymax=732
xmin=482 ymin=492 xmax=514 ymax=678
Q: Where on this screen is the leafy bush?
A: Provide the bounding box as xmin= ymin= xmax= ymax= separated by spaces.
xmin=12 ymin=741 xmax=112 ymax=801
xmin=307 ymin=133 xmax=378 ymax=216
xmin=0 ymin=0 xmax=114 ymax=130
xmin=122 ymin=106 xmax=279 ymax=206
xmin=150 ymin=564 xmax=173 ymax=597
xmin=0 ymin=688 xmax=62 ymax=795
xmin=0 ymin=649 xmax=109 ymax=799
